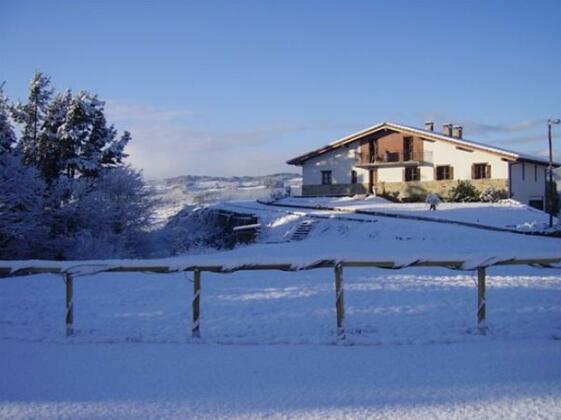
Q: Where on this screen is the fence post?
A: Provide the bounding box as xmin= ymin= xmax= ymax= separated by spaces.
xmin=192 ymin=269 xmax=201 ymax=338
xmin=477 ymin=267 xmax=487 ymax=335
xmin=64 ymin=273 xmax=74 ymax=336
xmin=335 ymin=263 xmax=345 ymax=341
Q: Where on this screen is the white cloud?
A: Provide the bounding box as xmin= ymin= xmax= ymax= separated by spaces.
xmin=105 ymin=100 xmax=354 ymax=179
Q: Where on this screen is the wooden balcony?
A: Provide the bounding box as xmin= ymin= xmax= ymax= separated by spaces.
xmin=356 ymin=151 xmax=433 ymax=167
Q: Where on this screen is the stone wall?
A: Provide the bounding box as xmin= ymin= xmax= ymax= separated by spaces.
xmin=302 ymin=179 xmax=508 ymax=199
xmin=376 ymin=179 xmax=508 ymax=199
xmin=302 ymin=183 xmax=369 ymax=196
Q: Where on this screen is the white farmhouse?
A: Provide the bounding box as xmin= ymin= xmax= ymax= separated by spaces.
xmin=287 ymin=121 xmax=558 ymax=209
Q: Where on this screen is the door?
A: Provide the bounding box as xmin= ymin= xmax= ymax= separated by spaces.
xmin=368 ymin=169 xmax=376 ymax=194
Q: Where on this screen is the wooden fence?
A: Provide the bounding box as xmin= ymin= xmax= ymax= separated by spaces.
xmin=1 ymin=257 xmax=560 ymax=340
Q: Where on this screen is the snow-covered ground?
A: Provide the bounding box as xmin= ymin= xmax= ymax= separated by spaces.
xmin=2 ymin=197 xmax=561 ymax=418
xmin=1 ymin=266 xmax=561 ymax=418
xmin=148 ymin=174 xmax=301 ymax=225
xmin=273 ymin=196 xmax=559 ymax=231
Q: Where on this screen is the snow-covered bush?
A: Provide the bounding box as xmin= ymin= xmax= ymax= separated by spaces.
xmin=479 ymin=186 xmax=508 ymax=203
xmin=0 ymin=153 xmax=50 ymax=259
xmin=425 ymin=192 xmax=441 ymax=210
xmin=50 ymin=167 xmax=155 ymax=259
xmin=269 ymin=187 xmax=288 ymax=201
xmin=448 ymin=181 xmax=480 ymax=202
xmin=152 ymin=206 xmax=228 ymax=257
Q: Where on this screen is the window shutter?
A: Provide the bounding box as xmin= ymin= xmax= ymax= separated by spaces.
xmin=433 ymin=167 xmax=437 ymax=180
xmin=486 ymin=164 xmax=492 ymax=179
xmin=450 ymin=166 xmax=454 ymax=180
xmin=403 ymin=168 xmax=406 ymax=181
xmin=416 ymin=167 xmax=421 ymax=181
xmin=471 ymin=164 xmax=476 ymax=179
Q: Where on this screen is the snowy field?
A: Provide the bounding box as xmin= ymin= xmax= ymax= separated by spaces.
xmin=274 ymin=196 xmax=559 ymax=231
xmin=1 ymin=198 xmax=560 ymax=418
xmin=1 ymin=266 xmax=561 ymax=418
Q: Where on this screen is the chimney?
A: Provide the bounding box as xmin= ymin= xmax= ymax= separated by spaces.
xmin=452 ymin=125 xmax=463 ymax=139
xmin=442 ymin=123 xmax=453 ymax=137
xmin=424 ymin=121 xmax=434 ymax=132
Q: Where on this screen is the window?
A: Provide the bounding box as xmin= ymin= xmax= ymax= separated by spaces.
xmin=435 ymin=165 xmax=453 ymax=180
xmin=351 ymin=170 xmax=358 ymax=184
xmin=529 ymin=199 xmax=544 ymax=210
xmin=321 ymin=170 xmax=332 ymax=185
xmin=404 ymin=166 xmax=420 ymax=182
xmin=534 ymin=165 xmax=538 ymax=182
xmin=472 ymin=163 xmax=490 ymax=179
xmin=403 ymin=136 xmax=413 ymax=161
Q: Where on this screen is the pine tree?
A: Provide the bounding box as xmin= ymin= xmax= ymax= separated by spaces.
xmin=58 ymin=91 xmax=130 ymax=179
xmin=0 ymin=83 xmax=16 ymax=154
xmin=58 ymin=91 xmax=91 ymax=178
xmin=102 ymin=129 xmax=130 ymax=167
xmin=37 ymin=89 xmax=72 ymax=182
xmin=11 ymin=72 xmax=54 ymax=166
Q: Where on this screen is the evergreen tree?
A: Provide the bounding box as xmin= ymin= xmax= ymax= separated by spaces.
xmin=58 ymin=91 xmax=130 ymax=179
xmin=0 ymin=83 xmax=16 ymax=153
xmin=11 ymin=72 xmax=54 ymax=165
xmin=1 ymin=72 xmax=153 ymax=259
xmin=37 ymin=89 xmax=72 ymax=182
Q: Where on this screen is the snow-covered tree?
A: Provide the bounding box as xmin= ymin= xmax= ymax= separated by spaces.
xmin=0 ymin=83 xmax=16 ymax=154
xmin=1 ymin=73 xmax=154 ymax=259
xmin=59 ymin=166 xmax=154 ymax=259
xmin=57 ymin=91 xmax=129 ymax=179
xmin=0 ymin=153 xmax=49 ymax=259
xmin=37 ymin=89 xmax=72 ymax=182
xmin=11 ymin=72 xmax=53 ymax=165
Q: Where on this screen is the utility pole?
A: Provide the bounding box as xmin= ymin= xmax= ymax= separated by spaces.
xmin=548 ymin=119 xmax=560 ymax=227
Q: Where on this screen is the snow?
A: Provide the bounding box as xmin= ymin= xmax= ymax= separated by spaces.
xmin=274 ymin=196 xmax=559 ymax=231
xmin=1 ymin=198 xmax=561 ymax=418
xmin=2 ymin=197 xmax=561 ymax=273
xmin=1 ymin=266 xmax=561 ymax=418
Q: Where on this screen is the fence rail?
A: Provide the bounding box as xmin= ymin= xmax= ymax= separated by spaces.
xmin=1 ymin=257 xmax=560 ymax=340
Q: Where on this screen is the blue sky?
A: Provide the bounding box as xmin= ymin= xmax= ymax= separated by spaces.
xmin=1 ymin=0 xmax=560 ymax=179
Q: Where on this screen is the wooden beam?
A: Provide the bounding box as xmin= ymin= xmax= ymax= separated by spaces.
xmin=477 ymin=267 xmax=487 ymax=335
xmin=1 ymin=257 xmax=560 ymax=278
xmin=65 ymin=273 xmax=74 ymax=336
xmin=335 ymin=263 xmax=345 ymax=340
xmin=192 ymin=269 xmax=201 ymax=338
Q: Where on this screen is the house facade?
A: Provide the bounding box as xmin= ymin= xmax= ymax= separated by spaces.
xmin=287 ymin=122 xmax=556 ymax=209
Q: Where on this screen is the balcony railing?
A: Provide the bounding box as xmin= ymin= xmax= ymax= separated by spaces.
xmin=359 ymin=151 xmax=433 ymax=166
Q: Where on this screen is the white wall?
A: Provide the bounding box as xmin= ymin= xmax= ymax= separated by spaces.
xmin=510 ymin=162 xmax=547 ymax=206
xmin=301 ymin=138 xmax=533 ymax=199
xmin=302 ymin=141 xmax=368 ymax=185
xmin=373 ymin=140 xmax=509 ymax=184
xmin=423 ymin=140 xmax=510 ymax=179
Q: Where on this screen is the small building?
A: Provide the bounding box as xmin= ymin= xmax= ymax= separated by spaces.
xmin=287 ymin=121 xmax=559 ymax=209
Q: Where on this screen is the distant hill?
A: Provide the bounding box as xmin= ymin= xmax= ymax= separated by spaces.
xmin=148 ymin=173 xmax=302 ymax=224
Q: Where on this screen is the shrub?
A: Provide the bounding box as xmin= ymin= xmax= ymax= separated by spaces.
xmin=378 ymin=191 xmax=400 ymax=202
xmin=479 ymin=186 xmax=508 ymax=203
xmin=448 ymin=180 xmax=480 ymax=202
xmin=400 ymin=194 xmax=427 ymax=203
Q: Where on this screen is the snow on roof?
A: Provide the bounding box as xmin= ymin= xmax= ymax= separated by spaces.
xmin=287 ymin=121 xmax=556 ymax=166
